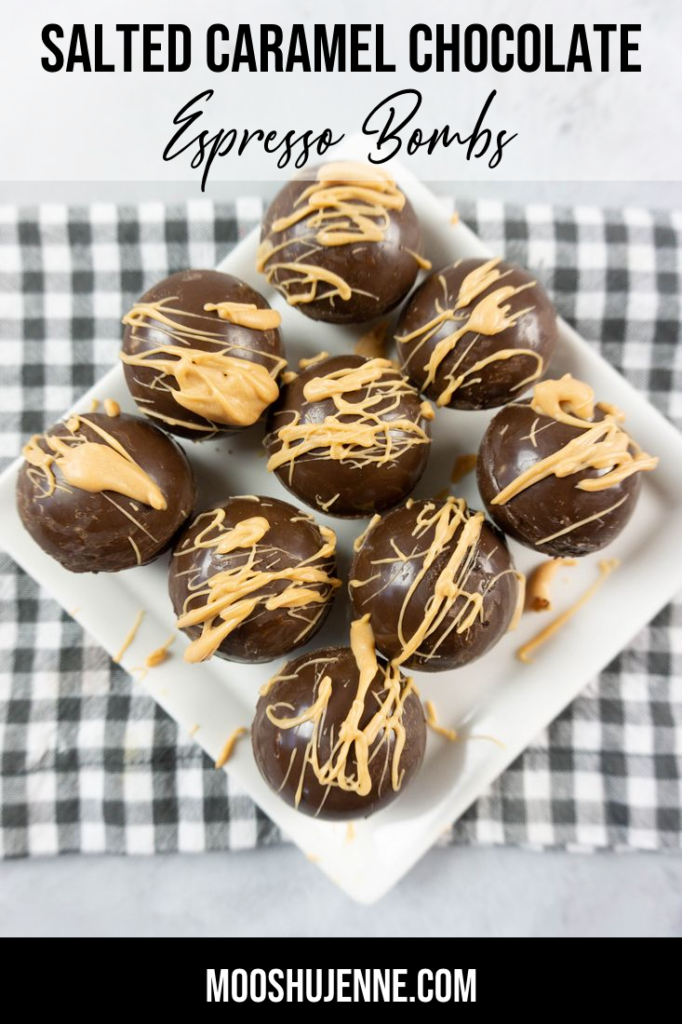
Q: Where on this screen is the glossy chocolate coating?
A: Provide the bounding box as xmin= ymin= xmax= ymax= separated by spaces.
xmin=121 ymin=269 xmax=284 ymax=439
xmin=169 ymin=496 xmax=337 ymax=664
xmin=396 ymin=259 xmax=558 ymax=410
xmin=264 ymin=355 xmax=431 ymax=518
xmin=258 ymin=166 xmax=423 ymax=324
xmin=252 ymin=645 xmax=426 ymax=820
xmin=477 ymin=402 xmax=643 ymax=557
xmin=349 ymin=499 xmax=518 ymax=671
xmin=16 ymin=412 xmax=196 ymax=573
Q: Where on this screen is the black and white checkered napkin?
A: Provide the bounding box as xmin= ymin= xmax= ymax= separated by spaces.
xmin=1 ymin=196 xmax=681 ymax=858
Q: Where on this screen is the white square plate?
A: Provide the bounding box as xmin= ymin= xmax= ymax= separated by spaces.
xmin=2 ymin=166 xmax=682 ymax=903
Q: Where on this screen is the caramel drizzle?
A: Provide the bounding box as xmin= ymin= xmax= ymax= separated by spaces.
xmin=266 ymin=499 xmax=514 ymax=806
xmin=22 ymin=414 xmax=166 ymax=509
xmin=392 ymin=499 xmax=487 ymax=667
xmin=492 ymin=375 xmax=659 ymax=505
xmin=266 ymin=358 xmax=430 ymax=483
xmin=202 ymin=302 xmax=281 ymax=331
xmin=121 ymin=298 xmax=286 ymax=429
xmin=395 ymin=257 xmax=542 ymax=406
xmin=256 ymin=161 xmax=429 ymax=308
xmin=265 ymin=615 xmax=416 ymax=806
xmin=353 ymin=497 xmax=509 ymax=668
xmin=174 ymin=508 xmax=341 ymax=663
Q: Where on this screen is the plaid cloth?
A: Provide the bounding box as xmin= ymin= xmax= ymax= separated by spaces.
xmin=1 ymin=197 xmax=681 ymax=858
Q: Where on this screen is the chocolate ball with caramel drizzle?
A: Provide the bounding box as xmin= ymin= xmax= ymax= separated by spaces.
xmin=16 ymin=412 xmax=196 ymax=573
xmin=264 ymin=354 xmax=432 ymax=518
xmin=252 ymin=616 xmax=427 ymax=820
xmin=395 ymin=257 xmax=558 ymax=410
xmin=120 ymin=269 xmax=286 ymax=439
xmin=349 ymin=497 xmax=522 ymax=672
xmin=257 ymin=161 xmax=429 ymax=324
xmin=477 ymin=375 xmax=659 ymax=557
xmin=169 ymin=495 xmax=341 ymax=664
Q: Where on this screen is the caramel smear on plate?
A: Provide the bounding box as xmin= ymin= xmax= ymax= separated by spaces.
xmin=113 ymin=609 xmax=146 ymax=664
xmin=517 ymin=559 xmax=619 ymax=663
xmin=214 ymin=726 xmax=248 ymax=769
xmin=525 ymin=558 xmax=577 ymax=613
xmin=145 ymin=634 xmax=175 ymax=668
xmin=299 ymin=351 xmax=329 ymax=370
xmin=450 ymin=453 xmax=477 ymax=485
xmin=354 ymin=320 xmax=389 ymax=360
xmin=104 ymin=398 xmax=120 ymax=417
xmin=424 ymin=700 xmax=458 ymax=742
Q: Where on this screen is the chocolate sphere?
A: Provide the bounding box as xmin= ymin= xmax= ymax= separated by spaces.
xmin=477 ymin=379 xmax=657 ymax=557
xmin=257 ymin=162 xmax=426 ymax=324
xmin=252 ymin=643 xmax=426 ymax=820
xmin=121 ymin=269 xmax=285 ymax=439
xmin=349 ymin=497 xmax=520 ymax=671
xmin=264 ymin=354 xmax=432 ymax=518
xmin=169 ymin=495 xmax=340 ymax=664
xmin=16 ymin=411 xmax=196 ymax=573
xmin=395 ymin=257 xmax=558 ymax=410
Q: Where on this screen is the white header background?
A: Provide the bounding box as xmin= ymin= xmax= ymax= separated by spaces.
xmin=1 ymin=0 xmax=679 ymax=184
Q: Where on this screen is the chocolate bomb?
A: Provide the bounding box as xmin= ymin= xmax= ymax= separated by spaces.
xmin=252 ymin=637 xmax=427 ymax=820
xmin=395 ymin=257 xmax=558 ymax=410
xmin=477 ymin=376 xmax=658 ymax=557
xmin=257 ymin=161 xmax=427 ymax=324
xmin=120 ymin=269 xmax=285 ymax=439
xmin=16 ymin=411 xmax=196 ymax=573
xmin=169 ymin=495 xmax=340 ymax=664
xmin=349 ymin=497 xmax=520 ymax=671
xmin=264 ymin=354 xmax=432 ymax=518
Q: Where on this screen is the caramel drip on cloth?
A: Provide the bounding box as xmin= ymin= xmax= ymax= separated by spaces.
xmin=174 ymin=509 xmax=341 ymax=663
xmin=395 ymin=256 xmax=542 ymax=406
xmin=121 ymin=298 xmax=285 ymax=428
xmin=256 ymin=162 xmax=427 ymax=307
xmin=22 ymin=415 xmax=166 ymax=509
xmin=265 ymin=615 xmax=415 ymax=805
xmin=492 ymin=375 xmax=659 ymax=506
xmin=266 ymin=358 xmax=430 ymax=481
